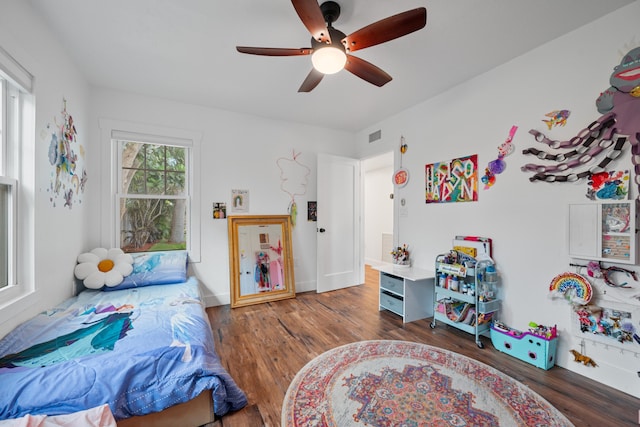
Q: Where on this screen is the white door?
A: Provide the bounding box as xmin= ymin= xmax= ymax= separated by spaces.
xmin=316 ymin=153 xmax=362 ymax=293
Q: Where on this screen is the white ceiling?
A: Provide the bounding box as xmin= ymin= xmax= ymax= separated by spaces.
xmin=28 ymin=0 xmax=635 ymax=132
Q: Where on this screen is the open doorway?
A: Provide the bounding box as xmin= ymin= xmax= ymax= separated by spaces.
xmin=362 ymin=152 xmax=394 ymax=267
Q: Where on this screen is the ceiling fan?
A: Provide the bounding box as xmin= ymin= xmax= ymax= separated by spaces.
xmin=236 ymin=0 xmax=427 ymax=92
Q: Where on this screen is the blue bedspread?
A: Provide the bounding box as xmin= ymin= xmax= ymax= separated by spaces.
xmin=0 ymin=277 xmax=247 ymax=421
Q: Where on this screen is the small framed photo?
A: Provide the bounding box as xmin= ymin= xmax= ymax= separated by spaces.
xmin=308 ymin=201 xmax=317 ymax=221
xmin=213 ymin=202 xmax=226 ymax=219
xmin=231 ymin=189 xmax=249 ymax=213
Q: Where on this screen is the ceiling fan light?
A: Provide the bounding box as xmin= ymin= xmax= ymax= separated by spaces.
xmin=311 ymin=46 xmax=347 ymax=74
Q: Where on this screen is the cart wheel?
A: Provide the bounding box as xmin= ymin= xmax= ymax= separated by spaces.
xmin=477 ymin=341 xmax=484 ymax=349
xmin=430 ymin=322 xmax=435 ymax=329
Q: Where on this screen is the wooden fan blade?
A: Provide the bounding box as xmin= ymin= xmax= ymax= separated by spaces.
xmin=236 ymin=46 xmax=312 ymax=56
xmin=291 ymin=0 xmax=331 ymax=44
xmin=344 ymin=55 xmax=392 ymax=87
xmin=298 ymin=68 xmax=324 ymax=92
xmin=342 ymin=7 xmax=426 ymax=53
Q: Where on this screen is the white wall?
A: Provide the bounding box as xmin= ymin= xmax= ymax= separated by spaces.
xmin=356 ymin=2 xmax=640 ymax=397
xmin=363 ymin=153 xmax=393 ymax=264
xmin=88 ymin=88 xmax=356 ymax=305
xmin=0 ymin=1 xmax=91 ymax=337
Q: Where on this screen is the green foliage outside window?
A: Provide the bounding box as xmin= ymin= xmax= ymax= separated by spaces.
xmin=120 ymin=142 xmax=188 ymax=252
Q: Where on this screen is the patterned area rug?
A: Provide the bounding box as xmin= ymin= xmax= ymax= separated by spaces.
xmin=282 ymin=340 xmax=574 ymax=427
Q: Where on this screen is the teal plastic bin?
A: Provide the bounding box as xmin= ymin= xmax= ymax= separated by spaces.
xmin=490 ymin=324 xmax=558 ymax=370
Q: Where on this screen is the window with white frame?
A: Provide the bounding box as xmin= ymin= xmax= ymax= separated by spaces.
xmin=0 ymin=45 xmax=33 ymax=295
xmin=102 ymin=120 xmax=200 ymax=262
xmin=0 ymin=176 xmax=17 ymax=290
xmin=116 ymin=138 xmax=192 ymax=254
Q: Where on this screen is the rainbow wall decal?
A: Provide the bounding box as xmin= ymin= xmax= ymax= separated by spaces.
xmin=549 ymin=272 xmax=593 ymax=305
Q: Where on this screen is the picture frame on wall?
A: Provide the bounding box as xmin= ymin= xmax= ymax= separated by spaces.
xmin=213 ymin=202 xmax=226 ymax=219
xmin=231 ymin=189 xmax=250 ymax=213
xmin=308 ymin=201 xmax=317 ymax=222
xmin=425 ymin=154 xmax=478 ymax=203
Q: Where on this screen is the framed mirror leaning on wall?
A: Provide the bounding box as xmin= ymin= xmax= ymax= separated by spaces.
xmin=228 ymin=215 xmax=296 ymax=308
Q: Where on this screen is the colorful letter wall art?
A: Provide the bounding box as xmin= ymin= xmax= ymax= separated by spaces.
xmin=425 ymin=154 xmax=478 ymax=203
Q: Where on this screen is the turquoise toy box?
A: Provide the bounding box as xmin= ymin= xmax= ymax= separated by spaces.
xmin=490 ymin=322 xmax=558 ymax=370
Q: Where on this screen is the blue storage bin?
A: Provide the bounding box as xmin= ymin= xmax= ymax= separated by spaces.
xmin=490 ymin=324 xmax=558 ymax=370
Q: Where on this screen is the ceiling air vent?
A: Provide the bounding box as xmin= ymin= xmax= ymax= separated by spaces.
xmin=369 ymin=130 xmax=382 ymax=143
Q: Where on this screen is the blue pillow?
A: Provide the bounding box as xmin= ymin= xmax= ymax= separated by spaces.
xmin=104 ymin=250 xmax=188 ymax=291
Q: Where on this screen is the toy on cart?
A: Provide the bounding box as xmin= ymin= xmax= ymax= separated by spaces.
xmin=431 ymin=237 xmax=499 ymax=349
xmin=490 ymin=320 xmax=558 ymax=370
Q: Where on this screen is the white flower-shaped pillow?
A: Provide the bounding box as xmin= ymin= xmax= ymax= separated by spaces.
xmin=74 ymin=248 xmax=134 ymax=289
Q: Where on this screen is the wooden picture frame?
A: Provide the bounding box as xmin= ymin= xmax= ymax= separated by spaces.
xmin=228 ymin=215 xmax=296 ymax=308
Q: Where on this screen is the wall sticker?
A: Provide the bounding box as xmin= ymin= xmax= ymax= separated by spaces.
xmin=43 ymin=98 xmax=87 ymax=209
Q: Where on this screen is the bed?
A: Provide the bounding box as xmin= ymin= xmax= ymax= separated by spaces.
xmin=0 ymin=250 xmax=247 ymax=425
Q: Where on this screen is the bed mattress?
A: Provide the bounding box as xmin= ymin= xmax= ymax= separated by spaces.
xmin=0 ymin=277 xmax=247 ymax=421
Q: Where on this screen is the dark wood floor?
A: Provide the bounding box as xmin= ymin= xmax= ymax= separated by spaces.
xmin=208 ymin=265 xmax=639 ymax=427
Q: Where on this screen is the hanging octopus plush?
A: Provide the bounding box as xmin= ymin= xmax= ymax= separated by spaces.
xmin=522 ymin=47 xmax=640 ymax=190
